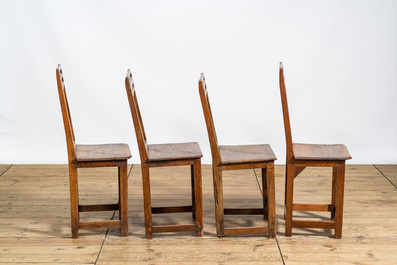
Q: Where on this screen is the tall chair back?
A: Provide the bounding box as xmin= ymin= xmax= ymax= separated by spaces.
xmin=198 ymin=73 xmax=220 ymax=164
xmin=56 ymin=65 xmax=76 ymax=163
xmin=125 ymin=70 xmax=148 ymax=162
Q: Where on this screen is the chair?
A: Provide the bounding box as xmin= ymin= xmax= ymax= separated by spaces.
xmin=125 ymin=70 xmax=203 ymax=239
xmin=198 ymin=73 xmax=277 ymax=238
xmin=279 ymin=62 xmax=352 ymax=238
xmin=56 ymin=65 xmax=132 ymax=238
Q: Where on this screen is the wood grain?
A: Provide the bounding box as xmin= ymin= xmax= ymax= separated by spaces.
xmin=199 ymin=73 xmax=276 ymax=238
xmin=0 ymin=164 xmax=396 ymax=264
xmin=279 ymin=62 xmax=352 ymax=238
xmin=125 ymin=70 xmax=203 ymax=238
xmin=76 ymin=144 xmax=131 ymax=162
xmin=56 ymin=65 xmax=131 ymax=238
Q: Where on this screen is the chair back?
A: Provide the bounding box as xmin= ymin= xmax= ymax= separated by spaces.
xmin=56 ymin=65 xmax=76 ymax=163
xmin=125 ymin=70 xmax=148 ymax=162
xmin=279 ymin=62 xmax=294 ymax=160
xmin=198 ymin=73 xmax=221 ymax=164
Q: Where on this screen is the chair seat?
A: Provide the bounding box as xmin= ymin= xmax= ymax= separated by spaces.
xmin=220 ymin=144 xmax=277 ymax=164
xmin=76 ymin=144 xmax=132 ymax=162
xmin=148 ymin=142 xmax=203 ymax=161
xmin=293 ymin=143 xmax=352 ymax=161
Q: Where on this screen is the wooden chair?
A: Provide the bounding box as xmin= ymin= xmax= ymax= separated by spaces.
xmin=198 ymin=73 xmax=277 ymax=238
xmin=56 ymin=65 xmax=132 ymax=239
xmin=279 ymin=62 xmax=352 ymax=238
xmin=125 ymin=70 xmax=203 ymax=239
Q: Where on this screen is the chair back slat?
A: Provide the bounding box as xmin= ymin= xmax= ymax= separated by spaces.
xmin=56 ymin=64 xmax=76 ymax=162
xmin=279 ymin=62 xmax=294 ymax=159
xmin=125 ymin=70 xmax=148 ymax=162
xmin=198 ymin=73 xmax=221 ymax=164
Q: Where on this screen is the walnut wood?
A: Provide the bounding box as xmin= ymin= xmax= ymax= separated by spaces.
xmin=152 ymin=225 xmax=197 ymax=233
xmin=79 ymin=204 xmax=119 ymax=212
xmin=79 ymin=220 xmax=122 ymax=229
xmin=279 ymin=62 xmax=351 ymax=238
xmin=199 ymin=73 xmax=277 ymax=238
xmin=292 ymin=220 xmax=336 ymax=229
xmin=292 ymin=204 xmax=333 ymax=212
xmin=220 ymin=144 xmax=276 ymax=164
xmin=151 ymin=206 xmax=193 ymax=214
xmin=148 ymin=143 xmax=203 ymax=161
xmin=125 ymin=70 xmax=203 ymax=238
xmin=293 ymin=143 xmax=351 ymax=160
xmin=76 ymin=144 xmax=131 ymax=161
xmin=221 ymin=161 xmax=274 ymax=171
xmin=224 ymin=208 xmax=264 ymax=215
xmin=225 ymin=227 xmax=270 ymax=237
xmin=56 ymin=65 xmax=131 ymax=239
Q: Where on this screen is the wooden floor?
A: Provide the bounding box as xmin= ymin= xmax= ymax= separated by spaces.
xmin=0 ymin=164 xmax=396 ymax=264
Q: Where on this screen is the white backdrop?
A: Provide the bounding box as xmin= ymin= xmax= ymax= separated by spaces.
xmin=0 ymin=0 xmax=396 ymax=164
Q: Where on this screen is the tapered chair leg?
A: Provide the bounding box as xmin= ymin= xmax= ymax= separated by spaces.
xmin=285 ymin=164 xmax=294 ymax=237
xmin=141 ymin=165 xmax=153 ymax=239
xmin=267 ymin=164 xmax=277 ymax=238
xmin=334 ymin=163 xmax=346 ymax=239
xmin=194 ymin=161 xmax=203 ymax=236
xmin=213 ymin=165 xmax=225 ymax=237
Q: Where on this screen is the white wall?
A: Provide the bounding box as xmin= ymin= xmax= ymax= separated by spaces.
xmin=0 ymin=0 xmax=396 ymax=164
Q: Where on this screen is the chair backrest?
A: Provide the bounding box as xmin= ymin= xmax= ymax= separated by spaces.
xmin=198 ymin=73 xmax=221 ymax=164
xmin=56 ymin=64 xmax=76 ymax=163
xmin=279 ymin=62 xmax=294 ymax=160
xmin=125 ymin=70 xmax=148 ymax=163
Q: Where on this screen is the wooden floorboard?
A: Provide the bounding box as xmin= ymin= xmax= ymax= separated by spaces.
xmin=375 ymin=164 xmax=397 ymax=187
xmin=0 ymin=164 xmax=396 ymax=264
xmin=0 ymin=164 xmax=11 ymax=177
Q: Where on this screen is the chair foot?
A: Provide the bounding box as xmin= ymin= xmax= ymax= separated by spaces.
xmin=71 ymin=224 xmax=79 ymax=239
xmin=71 ymin=232 xmax=79 ymax=239
xmin=196 ymin=229 xmax=203 ymax=237
xmin=269 ymin=231 xmax=276 ymax=238
xmin=121 ymin=224 xmax=129 ymax=237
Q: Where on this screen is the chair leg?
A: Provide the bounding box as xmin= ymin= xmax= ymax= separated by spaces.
xmin=69 ymin=165 xmax=79 ymax=239
xmin=119 ymin=161 xmax=129 ymax=237
xmin=213 ymin=165 xmax=225 ymax=237
xmin=193 ymin=160 xmax=203 ymax=237
xmin=267 ymin=163 xmax=277 ymax=238
xmin=331 ymin=166 xmax=338 ymax=221
xmin=334 ymin=163 xmax=346 ymax=239
xmin=190 ymin=165 xmax=196 ymax=221
xmin=285 ymin=163 xmax=294 ymax=237
xmin=261 ymin=168 xmax=268 ymax=220
xmin=141 ymin=164 xmax=153 ymax=239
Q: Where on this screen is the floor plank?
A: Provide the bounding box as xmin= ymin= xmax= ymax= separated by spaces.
xmin=98 ymin=238 xmax=282 ymax=264
xmin=0 ymin=164 xmax=396 ymax=264
xmin=278 ymin=238 xmax=397 ymax=264
xmin=0 ymin=164 xmax=11 ymax=177
xmin=375 ymin=164 xmax=397 ymax=187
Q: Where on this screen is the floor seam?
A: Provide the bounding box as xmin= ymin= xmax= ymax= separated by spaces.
xmin=276 ymin=238 xmax=286 ymax=265
xmin=0 ymin=164 xmax=13 ymax=178
xmin=127 ymin=164 xmax=134 ymax=180
xmin=94 ymin=211 xmax=115 ymax=265
xmin=253 ymin=169 xmax=263 ymax=195
xmin=373 ymin=164 xmax=397 ymax=189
